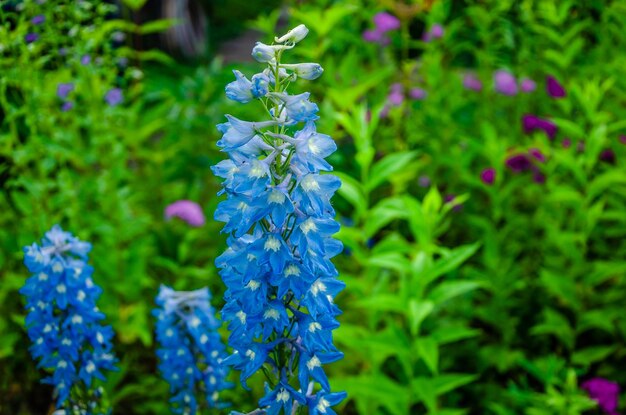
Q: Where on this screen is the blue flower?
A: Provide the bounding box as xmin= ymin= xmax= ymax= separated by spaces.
xmin=154 ymin=285 xmax=232 ymax=413
xmin=20 ymin=225 xmax=116 ymax=410
xmin=213 ymin=24 xmax=345 ymax=414
xmin=104 ymin=88 xmax=123 ymax=106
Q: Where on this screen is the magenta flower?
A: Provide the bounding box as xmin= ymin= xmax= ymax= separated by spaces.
xmin=363 ymin=30 xmax=386 ymax=44
xmin=528 ymin=148 xmax=546 ymax=163
xmin=619 ymin=135 xmax=626 ymax=145
xmin=25 ymin=33 xmax=38 ymax=44
xmin=61 ymin=101 xmax=73 ymax=112
xmin=424 ymin=23 xmax=444 ymax=42
xmin=520 ymin=77 xmax=536 ymax=93
xmin=387 ymin=83 xmax=404 ymax=106
xmin=165 ymin=200 xmax=205 ymax=227
xmin=562 ymin=138 xmax=572 ymax=148
xmin=463 ymin=73 xmax=483 ymax=91
xmin=57 ymin=83 xmax=74 ymax=99
xmin=480 ymin=168 xmax=496 ymax=185
xmin=105 ymin=88 xmax=123 ymax=106
xmin=418 ymin=175 xmax=431 ymax=187
xmin=31 ymin=15 xmax=45 ymax=25
xmin=581 ymin=378 xmax=620 ymax=415
xmin=409 ymin=87 xmax=427 ymax=100
xmin=494 ymin=70 xmax=518 ymax=96
xmin=522 ymin=114 xmax=558 ymax=139
xmin=373 ymin=12 xmax=400 ymax=32
xmin=546 ymin=75 xmax=566 ymax=98
xmin=600 ymin=149 xmax=616 ymax=164
xmin=506 ymin=154 xmax=532 ymax=173
xmin=532 ymin=172 xmax=546 ymax=183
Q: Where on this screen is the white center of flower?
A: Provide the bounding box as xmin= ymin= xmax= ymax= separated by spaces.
xmin=264 ymin=308 xmax=280 ymax=320
xmin=186 ymin=367 xmax=193 ymax=375
xmin=212 ymin=391 xmax=219 ymax=402
xmin=277 ymin=388 xmax=289 ymax=403
xmin=237 ymin=201 xmax=248 ymax=211
xmin=52 ymin=263 xmax=63 ymax=273
xmin=36 ymin=337 xmax=43 ymax=345
xmin=71 ymin=315 xmax=83 ymax=324
xmin=308 ymin=140 xmax=321 ymax=155
xmin=57 ymin=360 xmax=67 ymax=369
xmin=43 ymin=324 xmax=52 ymax=333
xmin=268 ymin=190 xmax=286 ymax=204
xmin=177 ymin=348 xmax=185 ymax=356
xmin=307 ymin=355 xmax=321 ymax=370
xmin=86 ymin=278 xmax=94 ymax=288
xmin=249 ymin=163 xmax=265 ymax=178
xmin=284 ymin=264 xmax=300 ymax=277
xmin=246 ymin=280 xmax=261 ymax=291
xmin=56 ymin=284 xmax=66 ymax=294
xmin=38 ymin=272 xmax=48 ymax=281
xmin=37 ymin=301 xmax=46 ymax=309
xmin=165 ymin=328 xmax=174 ymax=337
xmin=73 ymin=267 xmax=82 ymax=278
xmin=245 ymin=349 xmax=256 ymax=360
xmin=189 ymin=317 xmax=201 ymax=328
xmin=264 ymin=236 xmax=281 ymax=252
xmin=96 ymin=332 xmax=104 ymax=343
xmin=309 ymin=322 xmax=322 ymax=332
xmin=317 ymin=398 xmax=330 ymax=413
xmin=184 ymin=394 xmax=190 ymax=403
xmin=77 ymin=290 xmax=86 ymax=302
xmin=209 ymin=375 xmax=216 ymax=385
xmin=211 ymin=350 xmax=219 ymax=358
xmin=61 ymin=338 xmax=72 ymax=346
xmin=86 ymin=361 xmax=96 ymax=373
xmin=35 ymin=252 xmax=44 ymax=263
xmin=236 ymin=310 xmax=247 ymax=324
xmin=310 ymin=280 xmax=327 ymax=296
xmin=300 ymin=218 xmax=317 ymax=234
xmin=301 ymin=175 xmax=320 ymax=192
xmin=200 ymin=334 xmax=208 ymax=344
xmin=247 ymin=253 xmax=256 ymax=262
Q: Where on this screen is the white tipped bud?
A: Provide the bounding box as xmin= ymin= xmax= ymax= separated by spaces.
xmin=251 ymin=43 xmax=293 ymax=63
xmin=281 ymin=63 xmax=324 ymax=80
xmin=275 ymin=24 xmax=309 ymax=44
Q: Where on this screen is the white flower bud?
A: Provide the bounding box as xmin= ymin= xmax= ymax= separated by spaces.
xmin=281 ymin=63 xmax=324 ymax=80
xmin=275 ymin=24 xmax=309 ymax=44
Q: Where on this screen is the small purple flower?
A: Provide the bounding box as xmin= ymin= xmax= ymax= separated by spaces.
xmin=619 ymin=135 xmax=626 ymax=145
xmin=532 ymin=172 xmax=546 ymax=184
xmin=24 ymin=33 xmax=38 ymax=44
xmin=520 ymin=77 xmax=536 ymax=93
xmin=56 ymin=83 xmax=74 ymax=99
xmin=59 ymin=47 xmax=68 ymax=56
xmin=506 ymin=154 xmax=532 ymax=173
xmin=409 ymin=87 xmax=427 ymax=100
xmin=522 ymin=114 xmax=558 ymax=139
xmin=562 ymin=138 xmax=572 ymax=148
xmin=81 ymin=54 xmax=91 ymax=65
xmin=418 ymin=175 xmax=431 ymax=188
xmin=581 ymin=378 xmax=620 ymax=415
xmin=61 ymin=101 xmax=73 ymax=112
xmin=444 ymin=194 xmax=463 ymax=212
xmin=165 ymin=200 xmax=206 ymax=227
xmin=104 ymin=88 xmax=123 ymax=107
xmin=387 ymin=83 xmax=404 ymax=106
xmin=480 ymin=168 xmax=496 ymax=185
xmin=600 ymin=149 xmax=616 ymax=164
xmin=494 ymin=70 xmax=518 ymax=96
xmin=546 ymin=75 xmax=566 ymax=98
xmin=528 ymin=148 xmax=546 ymax=163
xmin=363 ymin=30 xmax=385 ymax=43
xmin=463 ymin=73 xmax=483 ymax=91
xmin=31 ymin=15 xmax=45 ymax=25
xmin=373 ymin=12 xmax=400 ymax=32
xmin=424 ymin=23 xmax=444 ymax=42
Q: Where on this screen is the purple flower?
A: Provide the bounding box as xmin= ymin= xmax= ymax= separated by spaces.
xmin=418 ymin=175 xmax=431 ymax=187
xmin=494 ymin=70 xmax=518 ymax=95
xmin=24 ymin=33 xmax=38 ymax=44
xmin=81 ymin=54 xmax=91 ymax=65
xmin=165 ymin=200 xmax=206 ymax=227
xmin=444 ymin=194 xmax=463 ymax=211
xmin=546 ymin=75 xmax=566 ymax=98
xmin=387 ymin=83 xmax=404 ymax=106
xmin=409 ymin=87 xmax=427 ymax=100
xmin=480 ymin=168 xmax=496 ymax=185
xmin=619 ymin=135 xmax=626 ymax=145
xmin=522 ymin=114 xmax=558 ymax=139
xmin=424 ymin=23 xmax=444 ymax=42
xmin=528 ymin=148 xmax=546 ymax=163
xmin=520 ymin=77 xmax=536 ymax=93
xmin=61 ymin=101 xmax=73 ymax=112
xmin=463 ymin=73 xmax=483 ymax=91
xmin=600 ymin=149 xmax=616 ymax=164
xmin=506 ymin=154 xmax=532 ymax=173
xmin=56 ymin=83 xmax=74 ymax=99
xmin=363 ymin=30 xmax=388 ymax=44
xmin=532 ymin=172 xmax=546 ymax=184
xmin=581 ymin=378 xmax=620 ymax=415
xmin=373 ymin=12 xmax=400 ymax=32
xmin=562 ymin=138 xmax=572 ymax=148
xmin=31 ymin=15 xmax=45 ymax=25
xmin=104 ymin=88 xmax=123 ymax=106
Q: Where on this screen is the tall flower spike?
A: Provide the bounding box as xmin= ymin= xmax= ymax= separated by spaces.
xmin=154 ymin=285 xmax=232 ymax=414
xmin=21 ymin=225 xmax=116 ymax=412
xmin=212 ymin=24 xmax=346 ymax=415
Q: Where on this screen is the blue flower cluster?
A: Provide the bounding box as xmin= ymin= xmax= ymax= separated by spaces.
xmin=21 ymin=225 xmax=116 ymax=410
xmin=213 ymin=24 xmax=346 ymax=415
xmin=154 ymin=285 xmax=232 ymax=414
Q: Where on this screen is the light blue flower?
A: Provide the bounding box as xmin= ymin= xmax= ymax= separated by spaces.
xmin=226 ymin=70 xmax=255 ymax=103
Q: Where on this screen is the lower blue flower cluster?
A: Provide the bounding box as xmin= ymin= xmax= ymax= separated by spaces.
xmin=154 ymin=285 xmax=232 ymax=414
xmin=21 ymin=225 xmax=116 ymax=410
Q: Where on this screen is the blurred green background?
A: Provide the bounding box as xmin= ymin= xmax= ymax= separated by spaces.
xmin=1 ymin=0 xmax=626 ymax=414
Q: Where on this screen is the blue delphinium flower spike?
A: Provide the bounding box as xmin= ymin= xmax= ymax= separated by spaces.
xmin=154 ymin=285 xmax=232 ymax=414
xmin=21 ymin=225 xmax=116 ymax=412
xmin=212 ymin=24 xmax=346 ymax=415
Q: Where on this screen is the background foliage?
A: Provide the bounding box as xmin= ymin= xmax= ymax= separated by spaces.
xmin=1 ymin=0 xmax=625 ymax=414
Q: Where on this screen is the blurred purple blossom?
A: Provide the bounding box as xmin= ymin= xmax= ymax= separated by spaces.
xmin=409 ymin=87 xmax=427 ymax=100
xmin=25 ymin=33 xmax=38 ymax=44
xmin=520 ymin=77 xmax=536 ymax=93
xmin=165 ymin=200 xmax=205 ymax=227
xmin=31 ymin=15 xmax=45 ymax=25
xmin=373 ymin=12 xmax=400 ymax=32
xmin=56 ymin=83 xmax=74 ymax=99
xmin=532 ymin=172 xmax=546 ymax=184
xmin=581 ymin=378 xmax=620 ymax=415
xmin=444 ymin=194 xmax=463 ymax=211
xmin=562 ymin=138 xmax=572 ymax=148
xmin=424 ymin=23 xmax=444 ymax=42
xmin=61 ymin=101 xmax=73 ymax=112
xmin=494 ymin=70 xmax=518 ymax=95
xmin=528 ymin=148 xmax=546 ymax=163
xmin=387 ymin=83 xmax=404 ymax=106
xmin=480 ymin=168 xmax=496 ymax=185
xmin=463 ymin=73 xmax=483 ymax=91
xmin=600 ymin=149 xmax=616 ymax=164
xmin=619 ymin=135 xmax=626 ymax=145
xmin=105 ymin=88 xmax=123 ymax=106
xmin=81 ymin=54 xmax=91 ymax=65
xmin=546 ymin=75 xmax=566 ymax=98
xmin=418 ymin=175 xmax=431 ymax=187
xmin=522 ymin=114 xmax=558 ymax=139
xmin=506 ymin=154 xmax=532 ymax=173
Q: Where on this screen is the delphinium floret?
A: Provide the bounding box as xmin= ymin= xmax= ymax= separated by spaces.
xmin=154 ymin=285 xmax=232 ymax=414
xmin=21 ymin=225 xmax=116 ymax=414
xmin=212 ymin=24 xmax=346 ymax=415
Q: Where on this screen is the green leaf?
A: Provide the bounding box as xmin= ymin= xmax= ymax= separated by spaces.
xmin=431 ymin=326 xmax=481 ymax=345
xmin=408 ymin=299 xmax=434 ymax=336
xmin=432 ymin=374 xmax=478 ymax=395
xmin=333 ymin=172 xmax=366 ymax=214
xmin=333 ymin=376 xmax=408 ymax=415
xmin=367 ymin=151 xmax=418 ymax=191
xmin=364 ymin=197 xmax=410 ymax=238
xmin=427 ymin=281 xmax=483 ymax=304
xmin=138 ymin=19 xmax=179 ymax=35
xmin=120 ymin=0 xmax=149 ymax=10
xmin=419 ymin=244 xmax=480 ymax=286
xmin=412 ymin=377 xmax=437 ymax=411
xmin=417 ymin=337 xmax=439 ymax=374
xmin=572 ymin=345 xmax=617 ymax=366
xmin=355 ymin=294 xmax=407 ymax=313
